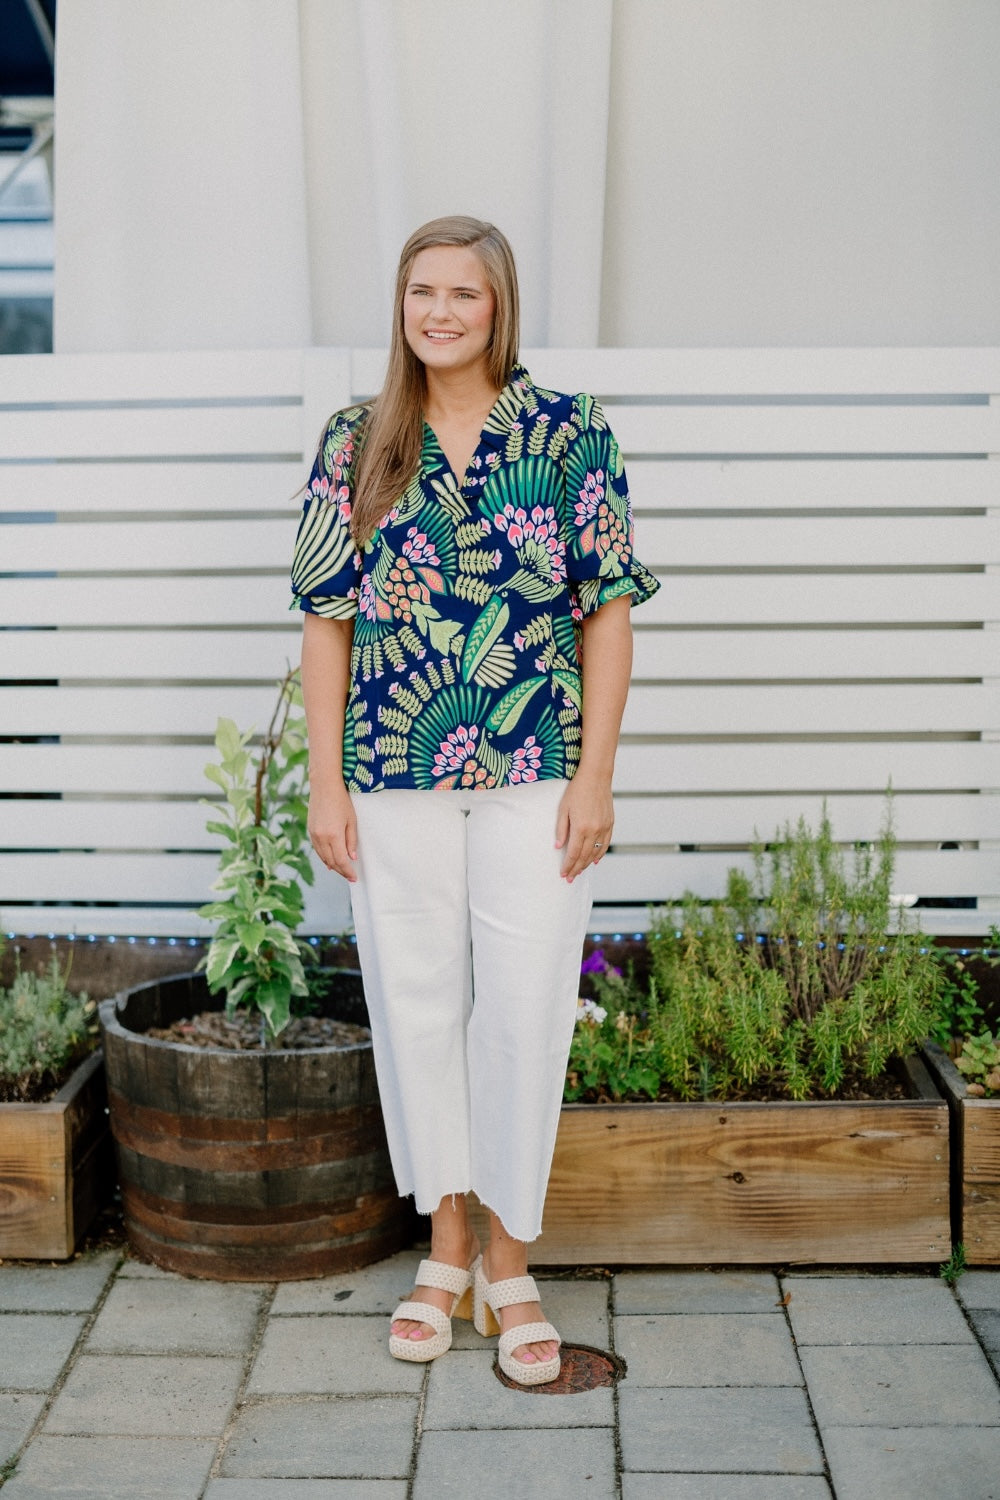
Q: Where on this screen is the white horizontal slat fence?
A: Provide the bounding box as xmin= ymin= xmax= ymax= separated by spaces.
xmin=1 ymin=346 xmax=998 ymax=938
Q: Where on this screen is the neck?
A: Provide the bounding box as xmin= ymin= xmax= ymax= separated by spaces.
xmin=422 ymin=363 xmax=501 ymax=423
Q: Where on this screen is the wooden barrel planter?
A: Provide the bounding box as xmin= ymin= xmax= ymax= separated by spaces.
xmin=99 ymin=971 xmax=415 ymax=1280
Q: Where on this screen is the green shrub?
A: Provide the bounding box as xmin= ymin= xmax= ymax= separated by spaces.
xmin=566 ymin=806 xmax=947 ymax=1103
xmin=0 ymin=947 xmax=95 ymax=1102
xmin=955 ymin=1032 xmax=1000 ymax=1096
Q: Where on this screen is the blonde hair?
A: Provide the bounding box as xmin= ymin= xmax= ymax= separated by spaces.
xmin=349 ymin=215 xmax=520 ymax=543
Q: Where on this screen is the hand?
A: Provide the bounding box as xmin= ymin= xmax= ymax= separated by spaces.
xmin=307 ymin=783 xmax=359 ymax=882
xmin=554 ymin=772 xmax=614 ymax=882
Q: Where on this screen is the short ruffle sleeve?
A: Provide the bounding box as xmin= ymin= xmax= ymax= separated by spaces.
xmin=289 ymin=409 xmax=364 ymax=619
xmin=563 ymin=393 xmax=660 ymax=619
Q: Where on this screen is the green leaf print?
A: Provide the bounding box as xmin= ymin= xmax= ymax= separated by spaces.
xmin=486 ymin=677 xmax=546 ymax=735
xmin=462 ymin=597 xmax=509 ymax=683
xmin=551 ymin=668 xmax=583 ymax=711
xmin=472 ymin=640 xmax=516 ymax=690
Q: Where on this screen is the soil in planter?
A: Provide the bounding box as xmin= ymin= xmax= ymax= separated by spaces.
xmin=0 ymin=1048 xmax=96 ymax=1104
xmin=570 ymin=1064 xmax=913 ymax=1106
xmin=145 ymin=1008 xmax=371 ymax=1051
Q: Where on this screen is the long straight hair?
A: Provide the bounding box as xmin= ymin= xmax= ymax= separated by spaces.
xmin=349 ymin=216 xmax=520 ymax=543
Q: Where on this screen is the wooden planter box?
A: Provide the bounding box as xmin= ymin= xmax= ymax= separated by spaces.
xmin=0 ymin=1051 xmax=114 ymax=1259
xmin=922 ymin=1042 xmax=1000 ymax=1265
xmin=496 ymin=1054 xmax=950 ymax=1265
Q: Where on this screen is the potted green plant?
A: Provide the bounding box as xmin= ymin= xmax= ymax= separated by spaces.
xmin=500 ymin=808 xmax=954 ymax=1266
xmin=920 ymin=931 xmax=1000 ymax=1264
xmin=99 ymin=671 xmax=414 ymax=1281
xmin=0 ymin=944 xmax=112 ymax=1259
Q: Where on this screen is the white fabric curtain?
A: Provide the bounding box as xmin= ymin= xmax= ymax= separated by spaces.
xmin=53 ymin=0 xmax=1000 ymax=353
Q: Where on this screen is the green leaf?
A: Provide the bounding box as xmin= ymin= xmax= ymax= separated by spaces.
xmin=551 ymin=669 xmax=583 ymax=711
xmin=203 ymin=763 xmax=229 ymax=791
xmin=215 ymin=718 xmax=244 ymax=762
xmin=485 ymin=677 xmax=545 ymax=735
xmin=462 ymin=598 xmax=509 ymax=683
xmin=205 ymin=937 xmax=242 ymax=991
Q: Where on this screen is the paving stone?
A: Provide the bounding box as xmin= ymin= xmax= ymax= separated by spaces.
xmin=247 ymin=1315 xmax=423 ymax=1395
xmin=957 ymin=1270 xmax=1000 ymax=1311
xmin=0 ymin=1434 xmax=216 ymax=1500
xmin=413 ymin=1427 xmax=616 ymax=1500
xmin=614 ymin=1270 xmax=782 ymax=1316
xmin=619 ymin=1386 xmax=823 ymax=1474
xmin=219 ymin=1395 xmax=418 ymax=1478
xmin=0 ymin=1313 xmax=85 ymax=1389
xmin=43 ymin=1353 xmax=243 ymax=1437
xmin=967 ymin=1308 xmax=1000 ymax=1355
xmin=0 ymin=1393 xmax=45 ymax=1464
xmin=422 ymin=1348 xmax=614 ymax=1429
xmin=0 ymin=1252 xmax=120 ymax=1311
xmin=615 ymin=1313 xmax=800 ymax=1387
xmin=622 ymin=1478 xmax=833 ymax=1500
xmin=800 ymin=1342 xmax=1000 ymax=1427
xmin=205 ymin=1485 xmax=407 ymax=1499
xmin=86 ymin=1277 xmax=265 ymax=1356
xmin=822 ymin=1424 xmax=1000 ymax=1500
xmin=116 ymin=1255 xmax=271 ymax=1291
xmin=270 ymin=1250 xmax=425 ymax=1316
xmin=782 ymin=1275 xmax=973 ymax=1345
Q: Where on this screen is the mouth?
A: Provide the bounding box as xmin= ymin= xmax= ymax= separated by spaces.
xmin=424 ymin=330 xmax=461 ymax=343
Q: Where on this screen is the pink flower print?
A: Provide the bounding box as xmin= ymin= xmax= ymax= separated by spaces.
xmin=310 ymin=475 xmax=330 ymax=501
xmin=358 ymin=571 xmax=380 ymax=622
xmin=509 ymin=735 xmax=542 ymax=784
xmin=494 ymin=503 xmax=527 ymax=547
xmin=401 ymin=528 xmax=439 ymax=567
xmin=377 ymin=504 xmax=401 ymax=532
xmin=574 ymin=469 xmax=605 ymax=527
xmin=513 ymin=631 xmax=526 ymax=651
xmin=433 ymin=724 xmax=479 ymax=775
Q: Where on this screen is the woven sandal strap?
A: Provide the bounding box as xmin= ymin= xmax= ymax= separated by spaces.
xmin=415 ymin=1259 xmax=473 ymax=1295
xmin=391 ymin=1299 xmax=451 ymax=1337
xmin=483 ymin=1274 xmax=540 ymax=1310
xmin=498 ymin=1321 xmax=561 ymax=1358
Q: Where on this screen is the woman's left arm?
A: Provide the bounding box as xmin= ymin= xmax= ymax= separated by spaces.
xmin=555 ymin=595 xmax=634 ymax=881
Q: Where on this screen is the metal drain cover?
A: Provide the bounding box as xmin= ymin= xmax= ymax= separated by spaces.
xmin=494 ymin=1343 xmax=626 ymax=1395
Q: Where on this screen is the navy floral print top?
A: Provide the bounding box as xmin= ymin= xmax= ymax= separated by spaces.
xmin=290 ymin=365 xmax=659 ymax=793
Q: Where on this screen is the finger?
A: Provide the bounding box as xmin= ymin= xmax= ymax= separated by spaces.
xmin=554 ymin=796 xmax=570 ymax=850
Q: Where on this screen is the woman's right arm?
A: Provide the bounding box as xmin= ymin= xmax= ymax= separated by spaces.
xmin=300 ymin=611 xmax=358 ymax=882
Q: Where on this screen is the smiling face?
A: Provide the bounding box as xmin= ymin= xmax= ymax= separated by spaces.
xmin=402 ymin=244 xmax=496 ymax=380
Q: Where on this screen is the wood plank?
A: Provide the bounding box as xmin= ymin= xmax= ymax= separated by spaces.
xmin=630 ymin=629 xmax=1000 ymax=681
xmin=0 ymin=1106 xmax=69 ymax=1258
xmin=518 ymin=345 xmax=1000 ymax=396
xmin=603 ymin=403 xmax=1000 ymax=456
xmin=0 ymin=628 xmax=301 ymax=680
xmin=7 ymin=625 xmax=997 ymax=683
xmin=6 ymin=571 xmax=1000 ymax=628
xmin=1 ymin=685 xmax=283 ymax=736
xmin=623 ymin=683 xmax=1000 ymax=737
xmin=636 ymin=515 xmax=999 ymax=568
xmin=965 ymin=1105 xmax=1000 ymax=1181
xmin=3 ymin=519 xmax=296 ymax=573
xmin=0 ymin=347 xmax=306 ymax=403
xmin=9 ymin=514 xmax=992 ymax=577
xmin=3 ymin=846 xmax=995 ymax=908
xmin=592 ymin=849 xmax=998 ymax=903
xmin=638 ymin=574 xmax=1000 ymax=626
xmin=4 ymin=790 xmax=997 ymax=853
xmin=0 ymin=461 xmax=306 ymax=513
xmin=3 ymin=739 xmax=998 ymax=797
xmin=354 ymin=345 xmax=1000 ymax=397
xmin=0 ymin=405 xmax=304 ymax=461
xmin=609 ymin=792 xmax=1000 ymax=847
xmin=626 ymin=458 xmax=999 ymax=512
xmin=526 ymin=1100 xmax=950 ymax=1264
xmin=4 ymin=681 xmax=994 ymax=740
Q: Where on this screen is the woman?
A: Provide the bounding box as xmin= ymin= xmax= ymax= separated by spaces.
xmin=292 ymin=216 xmax=658 ymax=1385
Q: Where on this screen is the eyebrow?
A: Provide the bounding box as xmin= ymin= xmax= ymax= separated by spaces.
xmin=406 ymin=281 xmax=485 ymax=293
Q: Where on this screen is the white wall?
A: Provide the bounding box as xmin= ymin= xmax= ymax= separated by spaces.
xmin=53 ymin=0 xmax=1000 ymax=353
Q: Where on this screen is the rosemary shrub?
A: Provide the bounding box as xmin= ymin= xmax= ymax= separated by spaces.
xmin=567 ymin=807 xmax=947 ymax=1102
xmin=0 ymin=940 xmax=96 ymax=1103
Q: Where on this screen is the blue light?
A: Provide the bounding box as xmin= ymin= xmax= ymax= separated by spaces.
xmin=632 ymin=932 xmax=643 ymax=940
xmin=87 ymin=934 xmax=97 ymax=943
xmin=66 ymin=933 xmax=76 ymax=942
xmin=612 ymin=933 xmax=623 ymax=942
xmin=107 ymin=935 xmax=116 ymax=944
xmin=147 ymin=937 xmax=156 ymax=945
xmin=168 ymin=938 xmax=178 ymax=946
xmin=592 ymin=933 xmax=603 ymax=942
xmin=187 ymin=938 xmax=199 ymax=947
xmin=127 ymin=936 xmax=137 ymax=945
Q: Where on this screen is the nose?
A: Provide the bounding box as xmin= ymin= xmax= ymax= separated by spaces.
xmin=428 ymin=290 xmax=452 ymax=321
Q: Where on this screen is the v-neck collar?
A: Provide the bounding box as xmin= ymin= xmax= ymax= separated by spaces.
xmin=419 ymin=364 xmax=534 ymax=483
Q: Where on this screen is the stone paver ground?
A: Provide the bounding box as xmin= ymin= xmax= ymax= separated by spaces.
xmin=0 ymin=1249 xmax=998 ymax=1499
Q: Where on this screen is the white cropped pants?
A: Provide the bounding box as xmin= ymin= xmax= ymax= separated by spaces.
xmin=349 ymin=779 xmax=592 ymax=1243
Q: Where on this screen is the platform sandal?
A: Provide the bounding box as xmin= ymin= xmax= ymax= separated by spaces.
xmin=388 ymin=1255 xmax=479 ymax=1363
xmin=473 ymin=1259 xmax=561 ymax=1386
